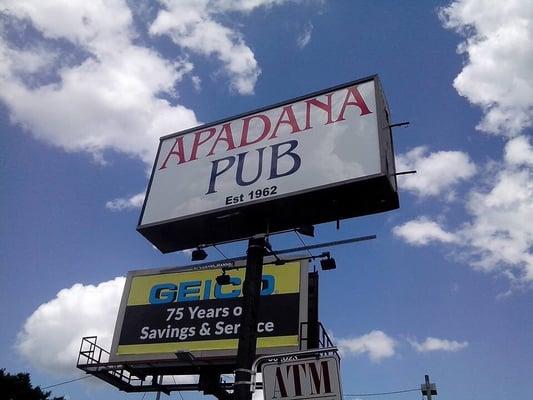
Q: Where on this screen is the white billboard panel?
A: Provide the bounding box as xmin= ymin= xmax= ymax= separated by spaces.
xmin=138 ymin=76 xmax=397 ymax=252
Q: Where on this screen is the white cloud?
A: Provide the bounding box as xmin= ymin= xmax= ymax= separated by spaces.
xmin=0 ymin=0 xmax=304 ymax=168
xmin=297 ymin=22 xmax=313 ymax=49
xmin=0 ymin=0 xmax=199 ymax=165
xmin=213 ymin=0 xmax=289 ymax=13
xmin=16 ymin=277 xmax=200 ymax=385
xmin=396 ymin=146 xmax=476 ymax=198
xmin=191 ymin=75 xmax=202 ymax=92
xmin=505 ymin=135 xmax=533 ymax=166
xmin=105 ymin=192 xmax=145 ymax=211
xmin=393 ymin=217 xmax=459 ymax=246
xmin=394 ymin=159 xmax=533 ymax=283
xmin=16 ymin=277 xmax=126 ymax=376
xmin=149 ymin=0 xmax=265 ymax=95
xmin=338 ymin=330 xmax=396 ymax=362
xmin=408 ymin=337 xmax=468 ymax=353
xmin=461 ymin=165 xmax=533 ymax=281
xmin=439 ymin=0 xmax=533 ymax=136
xmin=396 ymin=2 xmax=533 ymax=287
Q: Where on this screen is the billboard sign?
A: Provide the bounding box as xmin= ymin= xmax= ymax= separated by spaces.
xmin=138 ymin=75 xmax=398 ymax=252
xmin=109 ymin=260 xmax=308 ymax=363
xmin=261 ymin=354 xmax=342 ymax=400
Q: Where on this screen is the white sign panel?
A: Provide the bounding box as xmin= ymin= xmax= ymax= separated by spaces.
xmin=141 ymin=79 xmax=379 ymax=226
xmin=138 ymin=75 xmax=398 ymax=252
xmin=261 ymin=354 xmax=342 ymax=400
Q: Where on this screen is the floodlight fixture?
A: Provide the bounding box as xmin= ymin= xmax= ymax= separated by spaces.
xmin=320 ymin=253 xmax=337 ymax=270
xmin=216 ymin=270 xmax=231 ymax=285
xmin=191 ymin=247 xmax=208 ymax=261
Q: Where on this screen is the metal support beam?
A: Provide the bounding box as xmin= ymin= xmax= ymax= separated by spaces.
xmin=234 ymin=237 xmax=267 ymax=400
xmin=421 ymin=374 xmax=437 ymax=400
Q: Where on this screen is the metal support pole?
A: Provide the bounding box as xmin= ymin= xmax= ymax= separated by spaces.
xmin=155 ymin=375 xmax=162 ymax=400
xmin=234 ymin=236 xmax=267 ymax=400
xmin=421 ymin=374 xmax=437 ymax=400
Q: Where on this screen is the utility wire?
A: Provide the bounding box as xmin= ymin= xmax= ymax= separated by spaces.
xmin=294 ymin=230 xmax=314 ymax=259
xmin=212 ymin=244 xmax=229 ymax=260
xmin=344 ymin=388 xmax=419 ymax=397
xmin=170 ymin=375 xmax=185 ymax=400
xmin=41 ymin=375 xmax=91 ymax=389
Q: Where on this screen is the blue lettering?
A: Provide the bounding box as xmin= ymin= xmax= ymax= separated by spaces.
xmin=203 ymin=279 xmax=212 ymax=300
xmin=178 ymin=280 xmax=201 ymax=302
xmin=215 ymin=277 xmax=241 ymax=298
xmin=149 ymin=283 xmax=177 ymax=304
xmin=148 ymin=274 xmax=276 ymax=304
xmin=260 ymin=275 xmax=275 ymax=296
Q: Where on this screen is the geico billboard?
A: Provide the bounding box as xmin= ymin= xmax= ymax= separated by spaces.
xmin=138 ymin=75 xmax=398 ymax=252
xmin=109 ymin=260 xmax=308 ymax=363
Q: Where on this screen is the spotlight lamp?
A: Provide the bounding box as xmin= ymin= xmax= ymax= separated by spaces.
xmin=191 ymin=247 xmax=208 ymax=261
xmin=216 ymin=270 xmax=231 ymax=285
xmin=320 ymin=253 xmax=337 ymax=270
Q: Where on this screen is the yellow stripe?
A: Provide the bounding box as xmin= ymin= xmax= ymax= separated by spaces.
xmin=116 ymin=335 xmax=299 ymax=355
xmin=127 ymin=262 xmax=301 ymax=306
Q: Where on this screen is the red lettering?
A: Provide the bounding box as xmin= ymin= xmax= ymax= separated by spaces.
xmin=207 ymin=123 xmax=236 ymax=156
xmin=239 ymin=114 xmax=271 ymax=147
xmin=158 ymin=136 xmax=186 ymax=170
xmin=270 ymin=105 xmax=302 ymax=139
xmin=290 ymin=364 xmax=305 ymax=397
xmin=309 ymin=361 xmax=332 ymax=394
xmin=304 ymin=94 xmax=334 ymax=130
xmin=274 ymin=366 xmax=288 ymax=398
xmin=335 ymin=85 xmax=372 ymax=122
xmin=189 ymin=128 xmax=216 ymax=161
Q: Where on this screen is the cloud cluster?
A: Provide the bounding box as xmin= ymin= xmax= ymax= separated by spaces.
xmin=337 ymin=331 xmax=468 ymax=362
xmin=440 ymin=0 xmax=533 ymax=136
xmin=0 ymin=0 xmax=295 ymax=166
xmin=461 ymin=156 xmax=533 ymax=281
xmin=296 ymin=22 xmax=313 ymax=49
xmin=394 ymin=0 xmax=533 ymax=287
xmin=338 ymin=330 xmax=397 ymax=362
xmin=16 ymin=277 xmax=126 ymax=376
xmin=394 ymin=144 xmax=533 ymax=283
xmin=408 ymin=337 xmax=468 ymax=353
xmin=105 ymin=192 xmax=145 ymax=211
xmin=505 ymin=135 xmax=533 ymax=166
xmin=149 ymin=0 xmax=269 ymax=95
xmin=396 ymin=146 xmax=476 ymax=199
xmin=393 ymin=217 xmax=458 ymax=246
xmin=0 ymin=0 xmax=199 ymax=165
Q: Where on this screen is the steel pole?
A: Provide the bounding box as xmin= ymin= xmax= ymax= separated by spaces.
xmin=425 ymin=375 xmax=432 ymax=400
xmin=234 ymin=237 xmax=267 ymax=400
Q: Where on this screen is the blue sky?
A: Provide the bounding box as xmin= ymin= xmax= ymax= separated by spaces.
xmin=1 ymin=1 xmax=532 ymax=399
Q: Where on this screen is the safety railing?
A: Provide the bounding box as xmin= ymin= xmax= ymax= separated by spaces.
xmin=299 ymin=321 xmax=334 ymax=351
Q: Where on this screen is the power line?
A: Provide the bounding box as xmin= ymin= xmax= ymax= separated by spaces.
xmin=294 ymin=230 xmax=314 ymax=259
xmin=41 ymin=375 xmax=91 ymax=389
xmin=344 ymin=388 xmax=419 ymax=397
xmin=170 ymin=375 xmax=185 ymax=400
xmin=212 ymin=244 xmax=229 ymax=260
